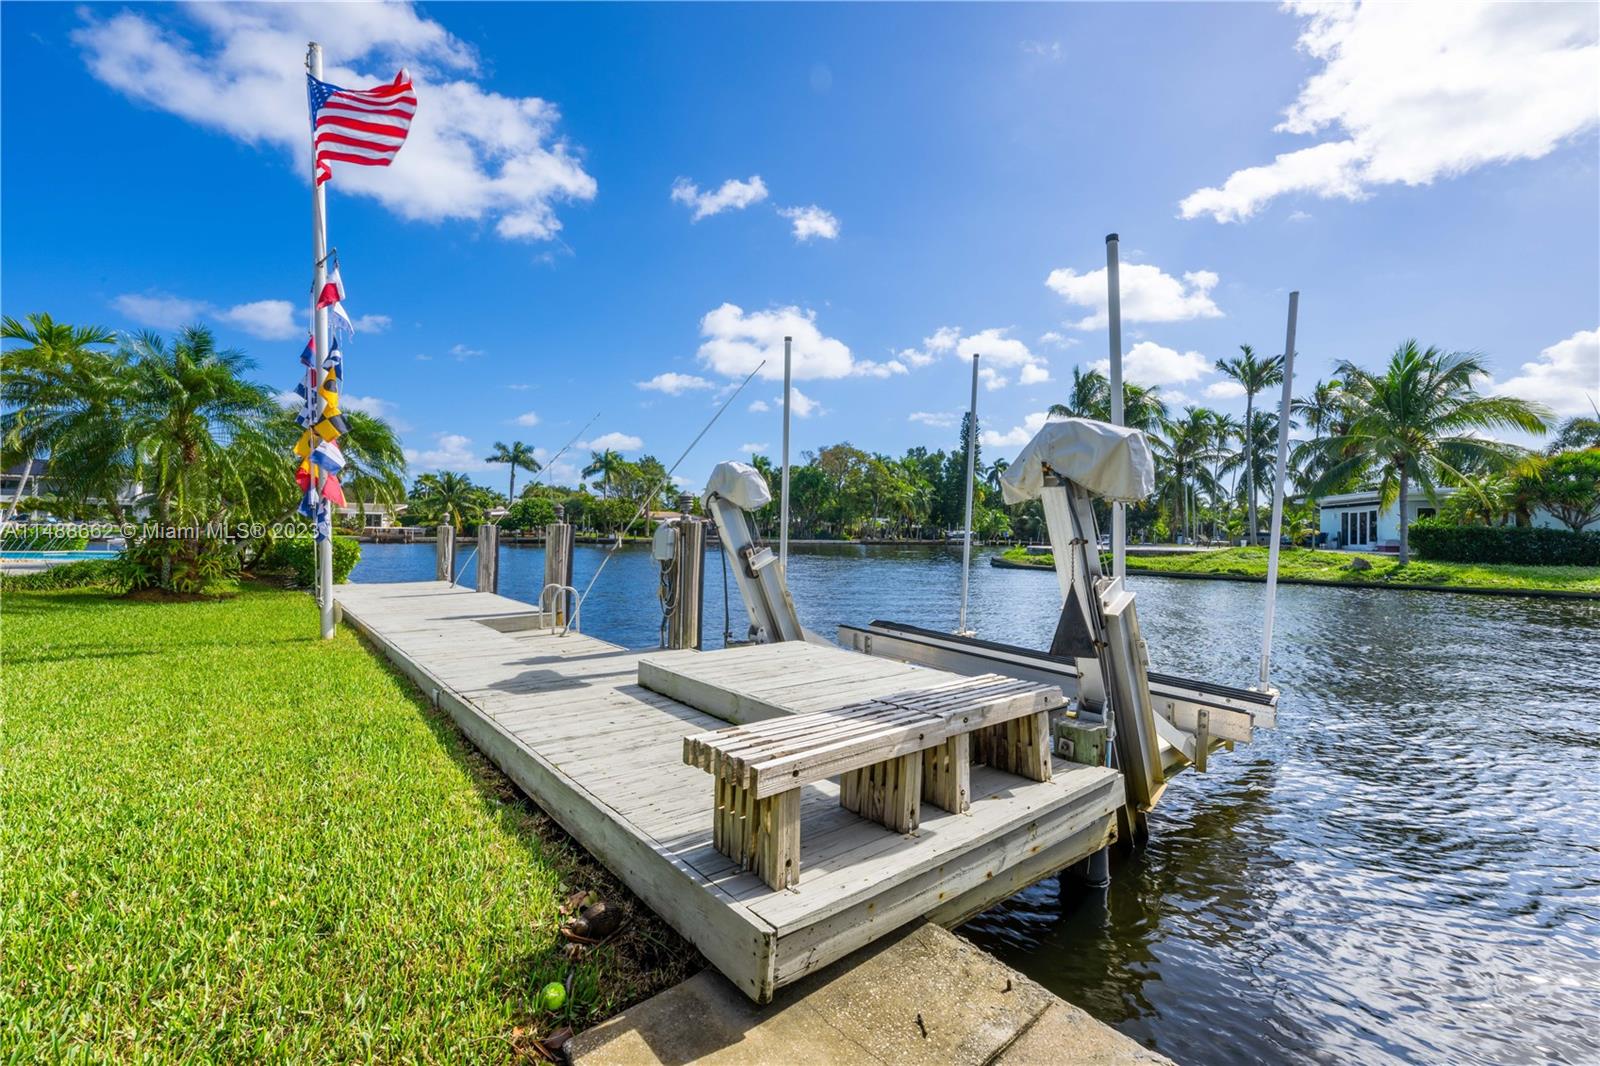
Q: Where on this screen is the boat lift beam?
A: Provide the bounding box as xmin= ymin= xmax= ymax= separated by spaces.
xmin=702 ymin=461 xmax=811 ymax=645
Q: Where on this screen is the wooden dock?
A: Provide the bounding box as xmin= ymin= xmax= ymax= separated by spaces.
xmin=333 ymin=581 xmax=1122 ymax=1002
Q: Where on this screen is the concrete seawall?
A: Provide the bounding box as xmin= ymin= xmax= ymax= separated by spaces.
xmin=570 ymin=921 xmax=1171 ymax=1065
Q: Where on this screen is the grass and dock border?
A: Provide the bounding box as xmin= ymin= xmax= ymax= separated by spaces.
xmin=994 ymin=545 xmax=1600 ymax=599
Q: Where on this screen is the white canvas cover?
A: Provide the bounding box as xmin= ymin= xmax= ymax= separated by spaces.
xmin=999 ymin=417 xmax=1156 ymax=504
xmin=703 ymin=460 xmax=773 ymax=511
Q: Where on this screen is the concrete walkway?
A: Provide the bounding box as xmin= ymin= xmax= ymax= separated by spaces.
xmin=569 ymin=921 xmax=1172 ymax=1065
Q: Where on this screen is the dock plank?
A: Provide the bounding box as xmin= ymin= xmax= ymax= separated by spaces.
xmin=333 ymin=580 xmax=1122 ymax=1003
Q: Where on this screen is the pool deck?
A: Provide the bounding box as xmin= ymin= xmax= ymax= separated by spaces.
xmin=332 ymin=580 xmax=1123 ymax=1002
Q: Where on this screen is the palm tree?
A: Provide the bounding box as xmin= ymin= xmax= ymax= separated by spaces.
xmin=1292 ymin=378 xmax=1344 ymax=443
xmin=1305 ymin=341 xmax=1551 ymax=563
xmin=582 ymin=448 xmax=624 ymax=497
xmin=985 ymin=458 xmax=1010 ymax=491
xmin=1048 ymin=368 xmax=1169 ymax=432
xmin=487 ymin=439 xmax=541 ymax=503
xmin=1204 ymin=410 xmax=1239 ymax=541
xmin=408 ymin=471 xmax=494 ymax=532
xmin=1 ymin=314 xmax=118 ymax=519
xmin=120 ymin=328 xmax=279 ymax=528
xmin=1214 ymin=344 xmax=1285 ymax=543
xmin=1049 ymin=366 xmax=1110 ymax=419
xmin=339 ymin=411 xmax=408 ymax=523
xmin=1155 ymin=408 xmax=1219 ymax=542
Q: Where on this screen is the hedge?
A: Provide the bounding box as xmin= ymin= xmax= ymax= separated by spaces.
xmin=1409 ymin=518 xmax=1600 ymax=566
xmin=259 ymin=535 xmax=361 ymax=586
xmin=0 ymin=559 xmax=130 ymax=592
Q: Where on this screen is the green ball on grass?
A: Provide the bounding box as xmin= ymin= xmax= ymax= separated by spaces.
xmin=540 ymin=981 xmax=567 ymax=1012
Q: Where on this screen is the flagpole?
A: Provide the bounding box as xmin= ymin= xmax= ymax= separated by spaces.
xmin=1106 ymin=233 xmax=1126 ymax=581
xmin=308 ymin=41 xmax=335 ymax=639
xmin=957 ymin=352 xmax=979 ymax=636
xmin=779 ymin=335 xmax=792 ymax=572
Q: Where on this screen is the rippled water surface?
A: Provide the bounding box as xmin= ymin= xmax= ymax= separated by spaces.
xmin=353 ymin=542 xmax=1600 ymax=1064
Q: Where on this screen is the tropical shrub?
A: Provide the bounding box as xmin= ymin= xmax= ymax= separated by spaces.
xmin=260 ymin=535 xmax=361 ymax=586
xmin=1535 ymin=450 xmax=1600 ymax=532
xmin=1409 ymin=518 xmax=1600 ymax=566
xmin=503 ymin=496 xmax=557 ymax=532
xmin=122 ymin=534 xmax=240 ymax=594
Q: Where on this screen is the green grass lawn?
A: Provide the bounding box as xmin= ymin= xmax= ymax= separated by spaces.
xmin=999 ymin=545 xmax=1600 ymax=594
xmin=1 ymin=584 xmax=695 ymax=1062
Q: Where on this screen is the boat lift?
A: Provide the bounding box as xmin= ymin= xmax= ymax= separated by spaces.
xmin=700 ymin=419 xmax=1277 ymax=838
xmin=702 ymin=461 xmax=817 ymax=645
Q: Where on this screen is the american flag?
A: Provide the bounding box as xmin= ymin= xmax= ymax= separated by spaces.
xmin=307 ymin=70 xmax=417 ymax=186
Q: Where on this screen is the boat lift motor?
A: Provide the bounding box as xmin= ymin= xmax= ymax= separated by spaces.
xmin=653 ymin=494 xmax=707 ymax=650
xmin=702 ymin=461 xmax=816 ymax=645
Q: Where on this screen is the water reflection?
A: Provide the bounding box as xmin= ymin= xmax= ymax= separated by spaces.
xmin=351 ymin=542 xmax=1600 ymax=1064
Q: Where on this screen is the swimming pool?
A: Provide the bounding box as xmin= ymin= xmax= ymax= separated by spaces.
xmin=0 ymin=550 xmax=122 ymax=561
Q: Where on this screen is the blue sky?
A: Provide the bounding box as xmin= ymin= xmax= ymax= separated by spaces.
xmin=4 ymin=2 xmax=1597 ymax=489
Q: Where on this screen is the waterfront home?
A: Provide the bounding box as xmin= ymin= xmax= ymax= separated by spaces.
xmin=1 ymin=461 xmax=142 ymax=519
xmin=1317 ymin=486 xmax=1564 ymax=551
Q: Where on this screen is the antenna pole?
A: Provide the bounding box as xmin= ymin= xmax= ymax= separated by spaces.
xmin=1106 ymin=233 xmax=1126 ymax=580
xmin=1259 ymin=290 xmax=1299 ymax=690
xmin=779 ymin=335 xmax=792 ymax=571
xmin=958 ymin=353 xmax=979 ymax=635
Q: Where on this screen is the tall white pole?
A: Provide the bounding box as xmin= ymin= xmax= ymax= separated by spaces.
xmin=308 ymin=42 xmax=335 ymax=639
xmin=1106 ymin=233 xmax=1126 ymax=579
xmin=779 ymin=335 xmax=792 ymax=571
xmin=1258 ymin=290 xmax=1299 ymax=690
xmin=957 ymin=353 xmax=979 ymax=635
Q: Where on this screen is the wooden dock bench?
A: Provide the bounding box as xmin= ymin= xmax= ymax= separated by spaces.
xmin=683 ymin=674 xmax=1064 ymax=889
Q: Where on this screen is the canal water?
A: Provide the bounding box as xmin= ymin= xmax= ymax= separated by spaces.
xmin=352 ymin=542 xmax=1600 ymax=1064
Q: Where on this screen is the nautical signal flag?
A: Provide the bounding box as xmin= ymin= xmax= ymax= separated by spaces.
xmin=316 ymin=262 xmax=345 ymax=310
xmin=307 ymin=69 xmax=417 ymax=187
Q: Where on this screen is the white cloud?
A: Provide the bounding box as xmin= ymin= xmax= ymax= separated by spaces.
xmin=981 ymin=411 xmax=1053 ymax=450
xmin=450 ymin=343 xmax=483 ymax=360
xmin=112 ymin=291 xmax=300 ymax=339
xmin=747 ymin=399 xmax=770 ymax=413
xmin=959 ymin=327 xmax=1035 ymax=369
xmin=74 ymin=6 xmax=596 ymax=242
xmin=507 ymin=383 xmax=531 ymax=390
xmin=341 ymin=394 xmax=396 ymax=419
xmin=1019 ymin=363 xmax=1052 ymax=386
xmin=1038 ymin=330 xmax=1079 ymax=349
xmin=779 ymin=205 xmax=840 ymax=242
xmin=1021 ymin=40 xmax=1063 ymax=60
xmin=1205 ymin=380 xmax=1248 ymax=400
xmin=897 ymin=325 xmax=960 ymax=368
xmin=514 ymin=411 xmax=540 ymax=427
xmin=405 ymin=433 xmax=492 ymax=473
xmin=1286 ymin=210 xmax=1312 ymax=223
xmin=1045 ymin=263 xmax=1224 ymax=330
xmin=671 ymin=175 xmax=768 ymax=220
xmin=218 ymin=299 xmax=298 ymax=340
xmin=1489 ymin=328 xmax=1599 ymax=418
xmin=112 ymin=293 xmax=208 ymax=328
xmin=852 ymin=358 xmax=907 ymax=379
xmin=1180 ymin=3 xmax=1600 ymax=223
xmin=979 ymin=367 xmax=1007 ymax=391
xmin=909 ymin=411 xmax=959 ymax=428
xmin=737 ymin=441 xmax=769 ymax=454
xmin=582 ymin=431 xmax=643 ymax=452
xmin=696 ymin=303 xmax=854 ymax=381
xmin=785 ymin=388 xmax=821 ymax=418
xmin=638 ymin=372 xmax=714 ymax=395
xmin=1091 ymin=341 xmax=1210 ymax=385
xmin=353 ymin=313 xmax=392 ymax=332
